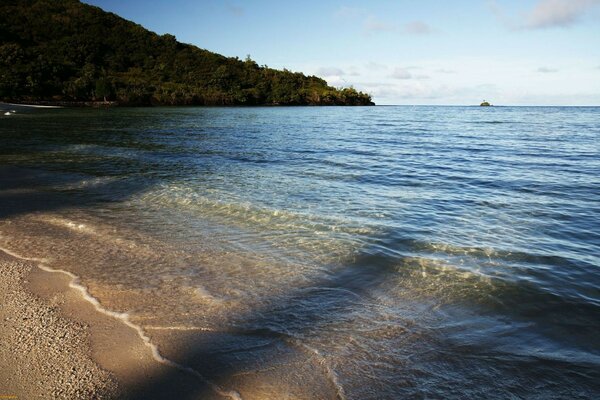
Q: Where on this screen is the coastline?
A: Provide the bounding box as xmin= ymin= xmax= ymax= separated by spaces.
xmin=0 ymin=101 xmax=114 ymax=109
xmin=0 ymin=101 xmax=375 ymax=108
xmin=0 ymin=165 xmax=334 ymax=400
xmin=0 ymin=248 xmax=229 ymax=400
xmin=0 ymin=250 xmax=117 ymax=399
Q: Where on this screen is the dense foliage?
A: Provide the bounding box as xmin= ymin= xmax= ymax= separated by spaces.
xmin=0 ymin=0 xmax=373 ymax=106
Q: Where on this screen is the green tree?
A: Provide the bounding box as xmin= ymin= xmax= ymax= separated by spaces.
xmin=95 ymin=77 xmax=112 ymax=101
xmin=0 ymin=0 xmax=374 ymax=106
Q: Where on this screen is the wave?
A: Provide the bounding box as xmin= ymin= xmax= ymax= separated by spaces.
xmin=135 ymin=183 xmax=377 ymax=251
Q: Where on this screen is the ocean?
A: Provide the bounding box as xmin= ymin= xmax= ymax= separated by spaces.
xmin=1 ymin=105 xmax=599 ymax=399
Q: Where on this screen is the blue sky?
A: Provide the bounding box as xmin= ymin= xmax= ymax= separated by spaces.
xmin=84 ymin=0 xmax=600 ymax=105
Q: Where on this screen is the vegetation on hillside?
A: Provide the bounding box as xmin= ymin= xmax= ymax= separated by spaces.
xmin=0 ymin=0 xmax=374 ymax=106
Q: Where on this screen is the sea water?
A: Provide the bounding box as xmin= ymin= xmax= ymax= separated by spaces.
xmin=0 ymin=105 xmax=598 ymax=398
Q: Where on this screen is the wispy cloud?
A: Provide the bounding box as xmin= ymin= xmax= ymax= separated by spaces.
xmin=389 ymin=68 xmax=413 ymax=80
xmin=490 ymin=0 xmax=600 ymax=29
xmin=356 ymin=82 xmax=500 ymax=102
xmin=363 ymin=15 xmax=397 ymax=33
xmin=365 ymin=62 xmax=388 ymax=71
xmin=316 ymin=67 xmax=345 ymax=77
xmin=537 ymin=67 xmax=559 ymax=73
xmin=347 ymin=66 xmax=361 ymax=77
xmin=524 ymin=0 xmax=600 ymax=29
xmin=334 ymin=7 xmax=433 ymax=36
xmin=436 ymin=68 xmax=457 ymax=74
xmin=333 ymin=6 xmax=398 ymax=35
xmin=389 ymin=67 xmax=430 ymax=80
xmin=402 ymin=21 xmax=433 ymax=35
xmin=488 ymin=0 xmax=513 ymax=27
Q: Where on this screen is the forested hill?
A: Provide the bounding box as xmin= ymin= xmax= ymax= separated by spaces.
xmin=0 ymin=0 xmax=374 ymax=106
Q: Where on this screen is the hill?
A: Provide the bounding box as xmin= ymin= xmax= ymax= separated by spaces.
xmin=0 ymin=0 xmax=374 ymax=106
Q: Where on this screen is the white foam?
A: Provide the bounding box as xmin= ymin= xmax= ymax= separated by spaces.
xmin=0 ymin=246 xmax=242 ymax=400
xmin=194 ymin=286 xmax=226 ymax=304
xmin=31 ymin=216 xmax=153 ymax=257
xmin=145 ymin=325 xmax=218 ymax=332
xmin=34 ymin=216 xmax=97 ymax=235
xmin=3 ymin=102 xmax=62 ymax=108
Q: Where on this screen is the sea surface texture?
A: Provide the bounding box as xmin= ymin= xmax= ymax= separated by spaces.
xmin=1 ymin=105 xmax=599 ymax=399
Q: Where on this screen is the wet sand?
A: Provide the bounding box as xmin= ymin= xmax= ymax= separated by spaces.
xmin=0 ymin=165 xmax=338 ymax=400
xmin=0 ymin=246 xmax=332 ymax=400
xmin=0 ymin=249 xmax=228 ymax=400
xmin=0 ymin=250 xmax=117 ymax=399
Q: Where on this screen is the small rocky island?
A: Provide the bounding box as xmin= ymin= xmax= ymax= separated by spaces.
xmin=480 ymin=100 xmax=492 ymax=106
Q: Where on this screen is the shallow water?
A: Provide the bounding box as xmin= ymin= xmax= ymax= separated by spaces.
xmin=1 ymin=105 xmax=599 ymax=398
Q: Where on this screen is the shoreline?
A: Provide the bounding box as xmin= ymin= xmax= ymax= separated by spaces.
xmin=0 ymin=250 xmax=118 ymax=399
xmin=0 ymin=102 xmax=64 ymax=109
xmin=0 ymin=248 xmax=233 ymax=400
xmin=0 ymin=164 xmax=336 ymax=400
xmin=0 ymin=101 xmax=115 ymax=109
xmin=0 ymin=101 xmax=374 ymax=108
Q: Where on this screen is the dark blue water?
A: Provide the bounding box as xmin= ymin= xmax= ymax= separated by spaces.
xmin=1 ymin=105 xmax=599 ymax=398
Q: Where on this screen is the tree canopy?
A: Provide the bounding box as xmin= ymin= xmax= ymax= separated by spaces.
xmin=0 ymin=0 xmax=374 ymax=106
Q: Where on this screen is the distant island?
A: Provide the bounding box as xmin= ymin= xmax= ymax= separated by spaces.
xmin=480 ymin=100 xmax=492 ymax=107
xmin=0 ymin=0 xmax=373 ymax=106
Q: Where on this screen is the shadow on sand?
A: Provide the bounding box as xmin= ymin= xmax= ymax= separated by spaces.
xmin=0 ymin=164 xmax=399 ymax=399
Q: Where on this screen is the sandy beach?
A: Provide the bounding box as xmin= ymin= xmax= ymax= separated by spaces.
xmin=0 ymin=250 xmax=117 ymax=399
xmin=0 ymin=165 xmax=332 ymax=400
xmin=0 ymin=249 xmax=228 ymax=400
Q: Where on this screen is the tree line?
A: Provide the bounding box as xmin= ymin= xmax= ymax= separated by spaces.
xmin=0 ymin=0 xmax=374 ymax=106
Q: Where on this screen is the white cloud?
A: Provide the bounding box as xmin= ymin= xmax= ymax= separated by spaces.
xmin=524 ymin=0 xmax=600 ymax=29
xmin=333 ymin=9 xmax=396 ymax=35
xmin=402 ymin=21 xmax=433 ymax=35
xmin=316 ymin=67 xmax=345 ymax=77
xmin=295 ymin=57 xmax=600 ymax=105
xmin=490 ymin=0 xmax=600 ymax=29
xmin=389 ymin=68 xmax=413 ymax=80
xmin=347 ymin=66 xmax=361 ymax=76
xmin=388 ymin=67 xmax=430 ymax=80
xmin=356 ymin=82 xmax=499 ymax=102
xmin=365 ymin=62 xmax=388 ymax=71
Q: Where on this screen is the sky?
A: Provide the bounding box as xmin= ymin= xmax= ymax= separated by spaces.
xmin=83 ymin=0 xmax=600 ymax=105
